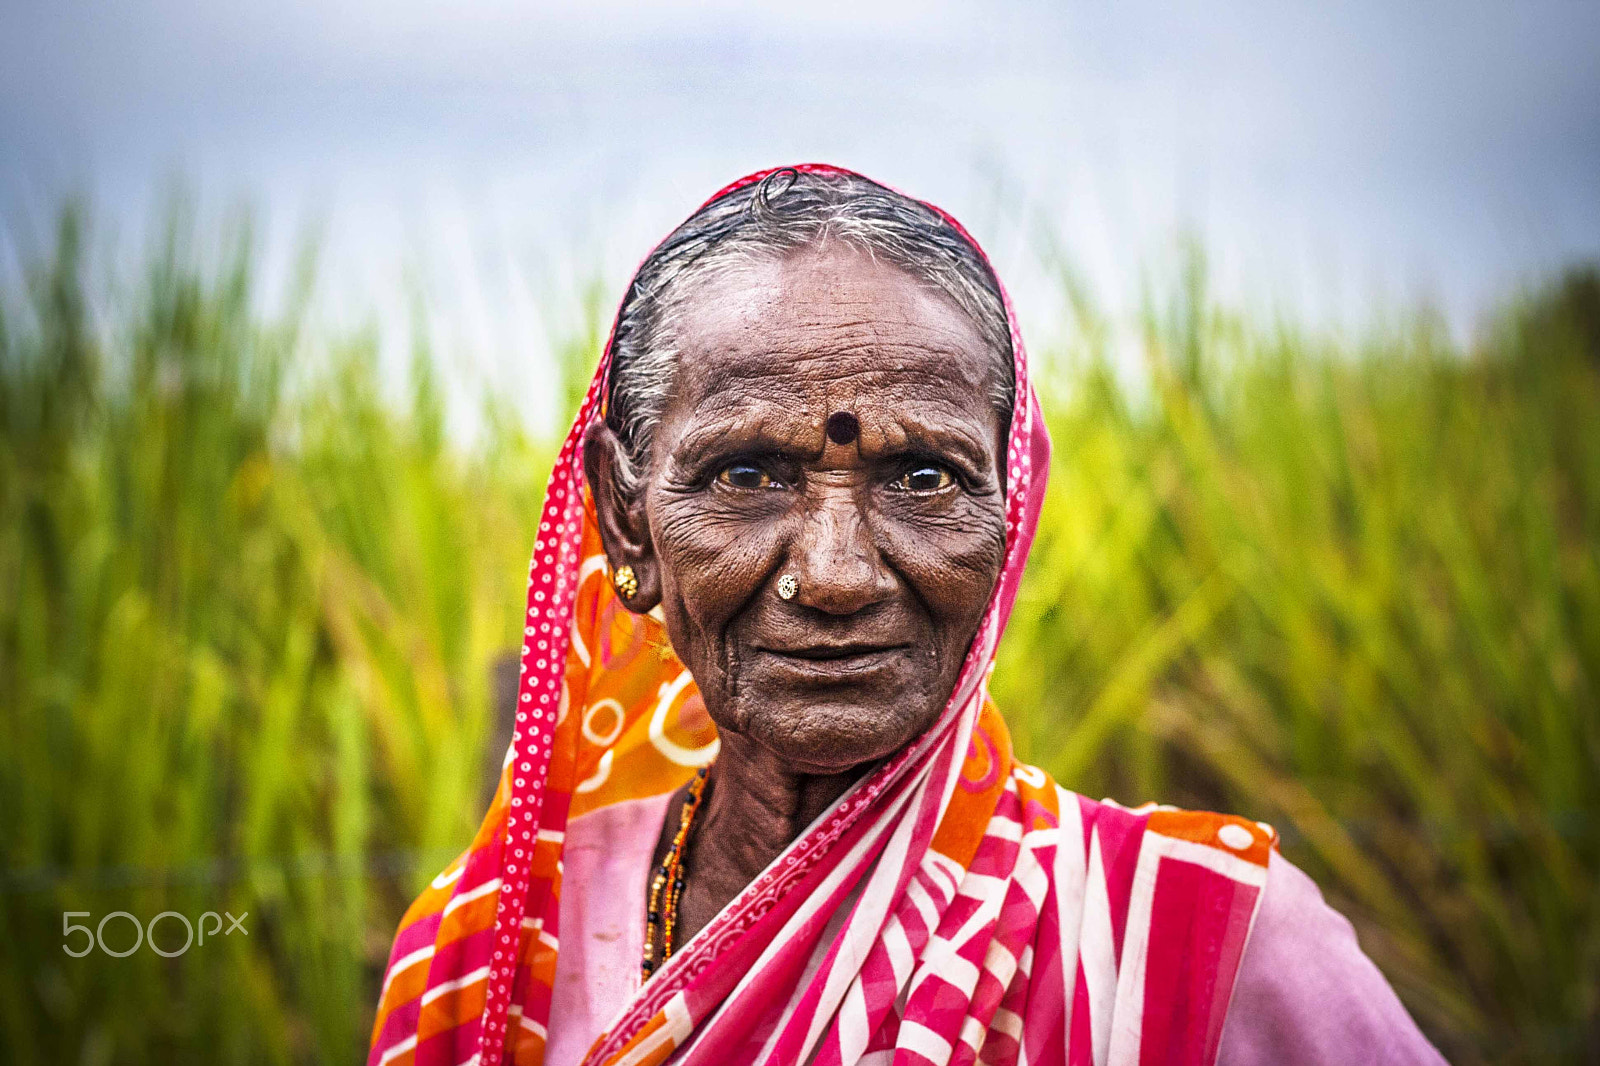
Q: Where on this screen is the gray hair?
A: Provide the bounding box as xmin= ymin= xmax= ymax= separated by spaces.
xmin=604 ymin=169 xmax=1014 ymax=495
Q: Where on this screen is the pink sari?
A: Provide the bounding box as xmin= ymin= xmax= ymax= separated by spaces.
xmin=370 ymin=165 xmax=1276 ymax=1066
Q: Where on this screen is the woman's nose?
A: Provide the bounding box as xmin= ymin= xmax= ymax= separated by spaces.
xmin=787 ymin=491 xmax=894 ymax=615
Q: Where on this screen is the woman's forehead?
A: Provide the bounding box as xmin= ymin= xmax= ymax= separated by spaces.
xmin=691 ymin=244 xmax=983 ymax=342
xmin=666 ymin=247 xmax=998 ymax=398
xmin=662 ymin=328 xmax=1002 ymax=464
xmin=639 ymin=243 xmax=1011 ymax=474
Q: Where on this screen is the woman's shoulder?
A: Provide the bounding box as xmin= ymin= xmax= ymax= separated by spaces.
xmin=1218 ymin=851 xmax=1450 ymax=1065
xmin=1008 ymin=774 xmax=1448 ymax=1066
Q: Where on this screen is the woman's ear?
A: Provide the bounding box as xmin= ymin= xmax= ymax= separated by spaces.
xmin=582 ymin=420 xmax=662 ymax=612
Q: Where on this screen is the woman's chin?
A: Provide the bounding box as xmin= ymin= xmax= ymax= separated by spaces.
xmin=731 ymin=697 xmax=938 ymax=775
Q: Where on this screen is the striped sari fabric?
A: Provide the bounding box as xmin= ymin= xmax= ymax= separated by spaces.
xmin=369 ymin=165 xmax=1277 ymax=1066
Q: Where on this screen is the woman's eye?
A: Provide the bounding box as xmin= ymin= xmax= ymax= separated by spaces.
xmin=717 ymin=463 xmax=780 ymax=489
xmin=890 ymin=465 xmax=955 ymax=493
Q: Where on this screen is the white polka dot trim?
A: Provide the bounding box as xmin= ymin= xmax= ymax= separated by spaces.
xmin=1217 ymin=823 xmax=1256 ymax=850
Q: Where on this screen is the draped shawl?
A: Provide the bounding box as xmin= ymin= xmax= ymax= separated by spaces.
xmin=370 ymin=165 xmax=1276 ymax=1066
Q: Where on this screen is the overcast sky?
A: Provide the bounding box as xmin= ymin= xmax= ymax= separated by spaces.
xmin=3 ymin=1 xmax=1597 ymax=428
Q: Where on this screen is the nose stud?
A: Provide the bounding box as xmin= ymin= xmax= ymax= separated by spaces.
xmin=776 ymin=574 xmax=798 ymax=600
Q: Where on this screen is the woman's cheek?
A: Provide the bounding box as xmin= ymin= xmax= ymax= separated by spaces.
xmin=652 ymin=496 xmax=784 ymax=621
xmin=877 ymin=503 xmax=1006 ymax=615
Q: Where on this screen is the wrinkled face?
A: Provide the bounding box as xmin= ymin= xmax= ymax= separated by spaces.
xmin=586 ymin=243 xmax=1010 ymax=775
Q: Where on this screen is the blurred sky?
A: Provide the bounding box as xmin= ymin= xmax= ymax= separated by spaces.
xmin=3 ymin=0 xmax=1598 ymax=430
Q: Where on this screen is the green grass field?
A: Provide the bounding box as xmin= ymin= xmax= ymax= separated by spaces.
xmin=2 ymin=207 xmax=1596 ymax=1064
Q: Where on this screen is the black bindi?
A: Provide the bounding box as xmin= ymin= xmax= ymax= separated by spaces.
xmin=825 ymin=411 xmax=860 ymax=446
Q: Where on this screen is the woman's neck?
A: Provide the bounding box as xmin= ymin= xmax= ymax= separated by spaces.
xmin=654 ymin=732 xmax=869 ymax=951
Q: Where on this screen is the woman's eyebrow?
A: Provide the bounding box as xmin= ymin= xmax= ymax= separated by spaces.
xmin=880 ymin=420 xmax=994 ymax=472
xmin=673 ymin=413 xmax=994 ymax=471
xmin=671 ymin=415 xmax=810 ymax=466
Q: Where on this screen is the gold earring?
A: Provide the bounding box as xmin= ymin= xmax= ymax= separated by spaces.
xmin=613 ymin=565 xmax=639 ymax=600
xmin=776 ymin=574 xmax=798 ymax=600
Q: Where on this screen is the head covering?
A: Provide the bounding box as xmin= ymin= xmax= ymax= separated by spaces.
xmin=370 ymin=165 xmax=1276 ymax=1066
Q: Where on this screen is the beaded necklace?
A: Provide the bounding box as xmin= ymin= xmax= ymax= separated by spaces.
xmin=642 ymin=764 xmax=710 ymax=979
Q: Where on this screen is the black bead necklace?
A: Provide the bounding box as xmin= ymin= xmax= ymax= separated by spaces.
xmin=642 ymin=765 xmax=710 ymax=979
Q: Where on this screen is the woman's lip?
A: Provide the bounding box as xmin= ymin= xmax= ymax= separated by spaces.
xmin=755 ymin=644 xmax=908 ymax=660
xmin=752 ymin=646 xmax=910 ymax=681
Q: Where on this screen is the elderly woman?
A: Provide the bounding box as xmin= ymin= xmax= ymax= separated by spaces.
xmin=370 ymin=167 xmax=1445 ymax=1066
